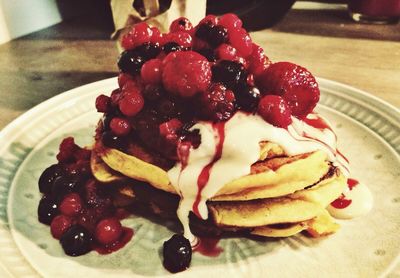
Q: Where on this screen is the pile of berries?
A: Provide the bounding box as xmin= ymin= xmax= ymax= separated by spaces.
xmin=37 ymin=137 xmax=132 ymax=256
xmin=96 ymin=13 xmax=320 ymax=158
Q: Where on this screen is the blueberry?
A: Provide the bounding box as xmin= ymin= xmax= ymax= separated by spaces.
xmin=212 ymin=60 xmax=247 ymax=90
xmin=38 ymin=195 xmax=59 ymax=225
xmin=101 ymin=131 xmax=128 ymax=151
xmin=117 ymin=50 xmax=145 ymax=75
xmin=163 ymin=234 xmax=192 ymax=273
xmin=163 ymin=42 xmax=182 ymax=54
xmin=195 ymin=23 xmax=228 ymax=48
xmin=133 ymin=43 xmax=161 ymax=60
xmin=60 ymin=225 xmax=93 ymax=256
xmin=38 ymin=164 xmax=62 ymax=194
xmin=52 ymin=175 xmax=80 ymax=203
xmin=235 ymin=85 xmax=261 ymax=112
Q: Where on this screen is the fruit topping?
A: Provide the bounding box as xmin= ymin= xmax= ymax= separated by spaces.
xmin=60 ymin=224 xmax=93 ymax=256
xmin=212 ymin=60 xmax=247 ymax=90
xmin=162 ymin=51 xmax=211 ymax=97
xmin=257 ymin=62 xmax=320 ymax=118
xmin=199 ymin=83 xmax=236 ymax=121
xmin=38 ymin=195 xmax=59 ymax=225
xmin=169 ymin=17 xmax=193 ymax=33
xmin=258 ymin=95 xmax=293 ymax=128
xmin=121 ymin=22 xmax=153 ymax=50
xmin=117 ymin=50 xmax=146 ymax=75
xmin=195 ymin=22 xmax=228 ymax=48
xmin=50 ymin=215 xmax=73 ymax=239
xmin=59 ymin=193 xmax=83 ymax=217
xmin=163 ymin=234 xmax=192 ymax=273
xmin=109 ymin=117 xmax=131 ymax=136
xmin=95 ymin=94 xmax=111 ymax=113
xmin=141 ymin=59 xmax=162 ymax=85
xmin=94 ymin=218 xmax=123 ymax=246
xmin=235 ymin=84 xmax=261 ymax=112
xmin=38 ymin=164 xmax=62 ymax=194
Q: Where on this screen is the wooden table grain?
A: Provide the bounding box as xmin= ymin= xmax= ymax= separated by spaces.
xmin=0 ymin=3 xmax=399 ymax=131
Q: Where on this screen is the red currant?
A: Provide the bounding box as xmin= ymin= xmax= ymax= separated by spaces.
xmin=141 ymin=59 xmax=162 ymax=84
xmin=50 ymin=215 xmax=73 ymax=239
xmin=109 ymin=117 xmax=131 ymax=136
xmin=95 ymin=218 xmax=123 ymax=245
xmin=119 ymin=91 xmax=144 ymax=116
xmin=59 ymin=193 xmax=83 ymax=217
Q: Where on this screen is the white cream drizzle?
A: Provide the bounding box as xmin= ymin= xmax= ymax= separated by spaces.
xmin=167 ymin=111 xmax=371 ymax=242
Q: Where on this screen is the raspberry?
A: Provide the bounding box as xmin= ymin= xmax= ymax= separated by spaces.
xmin=258 ymin=95 xmax=292 ymax=128
xmin=121 ymin=22 xmax=153 ymax=50
xmin=229 ymin=28 xmax=252 ymax=57
xmin=215 ymin=44 xmax=237 ymax=61
xmin=199 ymin=83 xmax=236 ymax=121
xmin=109 ymin=117 xmax=131 ymax=136
xmin=258 ymin=62 xmax=320 ymax=118
xmin=117 ymin=73 xmax=133 ymax=88
xmin=50 ymin=215 xmax=73 ymax=239
xmin=219 ymin=13 xmax=242 ymax=32
xmin=141 ymin=59 xmax=162 ymax=84
xmin=95 ymin=94 xmax=110 ymax=113
xmin=166 ymin=31 xmax=193 ymax=48
xmin=56 ymin=137 xmax=78 ymax=163
xmin=95 ymin=218 xmax=123 ymax=246
xmin=162 ymin=51 xmax=211 ymax=97
xmin=248 ymin=43 xmax=271 ymax=77
xmin=170 ymin=17 xmax=193 ymax=33
xmin=59 ymin=193 xmax=83 ymax=217
xmin=119 ymin=91 xmax=144 ymax=117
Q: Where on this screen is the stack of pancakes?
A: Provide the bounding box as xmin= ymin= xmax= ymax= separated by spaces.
xmin=91 ymin=134 xmax=346 ymax=238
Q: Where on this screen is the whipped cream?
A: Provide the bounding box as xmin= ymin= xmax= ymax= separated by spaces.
xmin=328 ymin=179 xmax=373 ymax=219
xmin=168 ymin=111 xmax=356 ymax=242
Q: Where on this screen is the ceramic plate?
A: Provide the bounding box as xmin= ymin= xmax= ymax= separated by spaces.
xmin=0 ymin=77 xmax=399 ymax=277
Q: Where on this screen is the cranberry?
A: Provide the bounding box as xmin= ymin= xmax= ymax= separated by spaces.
xmin=215 ymin=44 xmax=237 ymax=61
xmin=219 ymin=13 xmax=242 ymax=32
xmin=59 ymin=193 xmax=83 ymax=216
xmin=199 ymin=83 xmax=236 ymax=121
xmin=60 ymin=225 xmax=93 ymax=256
xmin=163 ymin=234 xmax=192 ymax=273
xmin=229 ymin=28 xmax=252 ymax=57
xmin=141 ymin=59 xmax=162 ymax=84
xmin=109 ymin=117 xmax=131 ymax=136
xmin=38 ymin=195 xmax=59 ymax=225
xmin=119 ymin=91 xmax=144 ymax=117
xmin=167 ymin=32 xmax=193 ymax=48
xmin=170 ymin=17 xmax=193 ymax=33
xmin=95 ymin=218 xmax=123 ymax=246
xmin=50 ymin=215 xmax=73 ymax=239
xmin=117 ymin=73 xmax=133 ymax=88
xmin=95 ymin=94 xmax=110 ymax=113
xmin=38 ymin=164 xmax=62 ymax=194
xmin=159 ymin=118 xmax=182 ymax=141
xmin=121 ymin=22 xmax=153 ymax=50
xmin=258 ymin=95 xmax=293 ymax=128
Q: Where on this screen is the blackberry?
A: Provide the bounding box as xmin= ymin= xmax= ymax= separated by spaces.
xmin=38 ymin=195 xmax=59 ymax=225
xmin=212 ymin=60 xmax=247 ymax=90
xmin=60 ymin=225 xmax=93 ymax=256
xmin=117 ymin=50 xmax=145 ymax=75
xmin=163 ymin=234 xmax=192 ymax=273
xmin=163 ymin=42 xmax=182 ymax=53
xmin=199 ymin=83 xmax=236 ymax=121
xmin=235 ymin=84 xmax=261 ymax=112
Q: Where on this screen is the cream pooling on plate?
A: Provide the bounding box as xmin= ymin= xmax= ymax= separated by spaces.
xmin=168 ymin=111 xmax=372 ymax=242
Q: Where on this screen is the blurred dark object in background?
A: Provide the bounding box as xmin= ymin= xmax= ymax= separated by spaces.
xmin=206 ymin=0 xmax=296 ymax=30
xmin=348 ymin=0 xmax=400 ymax=24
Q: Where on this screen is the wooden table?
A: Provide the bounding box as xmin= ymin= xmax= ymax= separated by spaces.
xmin=0 ymin=3 xmax=399 ymax=131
